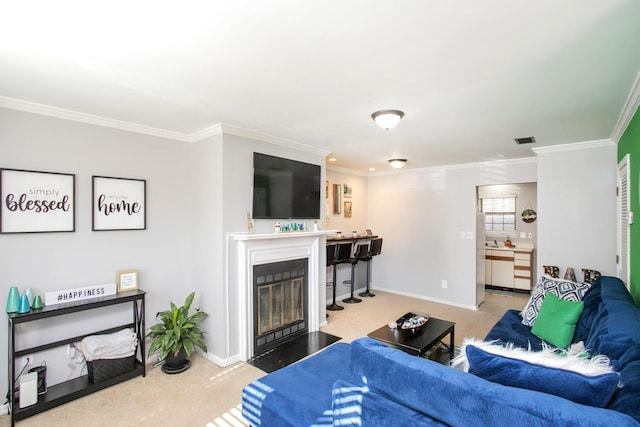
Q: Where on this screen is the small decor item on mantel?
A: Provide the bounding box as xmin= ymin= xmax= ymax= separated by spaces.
xmin=247 ymin=212 xmax=254 ymax=233
xmin=147 ymin=292 xmax=208 ymax=374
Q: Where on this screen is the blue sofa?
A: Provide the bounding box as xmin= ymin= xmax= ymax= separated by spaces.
xmin=242 ymin=276 xmax=640 ymax=426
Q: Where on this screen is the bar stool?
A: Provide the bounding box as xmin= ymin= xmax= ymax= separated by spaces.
xmin=340 ymin=242 xmax=362 ymax=304
xmin=326 ymin=244 xmax=344 ymax=311
xmin=359 ymin=238 xmax=383 ymax=297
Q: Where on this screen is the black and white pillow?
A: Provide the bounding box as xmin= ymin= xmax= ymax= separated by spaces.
xmin=521 ymin=275 xmax=591 ymax=327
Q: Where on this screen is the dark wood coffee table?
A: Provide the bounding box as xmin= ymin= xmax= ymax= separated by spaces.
xmin=367 ymin=314 xmax=455 ymax=362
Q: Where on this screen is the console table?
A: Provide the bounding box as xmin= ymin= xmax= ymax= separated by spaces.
xmin=7 ymin=289 xmax=146 ymax=426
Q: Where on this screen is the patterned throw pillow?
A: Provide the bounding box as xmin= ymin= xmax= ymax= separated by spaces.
xmin=521 ymin=275 xmax=591 ymax=327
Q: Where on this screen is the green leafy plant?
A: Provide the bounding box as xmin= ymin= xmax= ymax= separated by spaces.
xmin=146 ymin=292 xmax=208 ymax=361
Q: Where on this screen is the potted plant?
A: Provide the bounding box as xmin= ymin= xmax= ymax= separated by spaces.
xmin=146 ymin=292 xmax=208 ymax=373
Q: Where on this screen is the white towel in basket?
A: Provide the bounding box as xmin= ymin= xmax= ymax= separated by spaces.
xmin=81 ymin=329 xmax=137 ymax=361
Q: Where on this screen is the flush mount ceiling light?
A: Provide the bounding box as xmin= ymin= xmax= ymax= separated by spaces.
xmin=371 ymin=110 xmax=404 ymax=130
xmin=388 ymin=159 xmax=407 ymax=169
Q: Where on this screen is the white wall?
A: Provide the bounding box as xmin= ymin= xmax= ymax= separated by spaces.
xmin=326 ymin=168 xmax=369 ymax=234
xmin=367 ymin=159 xmax=537 ymax=309
xmin=535 ymin=141 xmax=617 ymax=281
xmin=0 ymin=108 xmax=193 ymax=395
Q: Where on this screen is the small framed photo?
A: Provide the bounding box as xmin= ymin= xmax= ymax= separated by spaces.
xmin=343 ymin=184 xmax=352 ymax=198
xmin=0 ymin=168 xmax=75 ymax=233
xmin=344 ymin=201 xmax=352 ymax=218
xmin=93 ymin=176 xmax=146 ymax=231
xmin=117 ymin=269 xmax=139 ymax=292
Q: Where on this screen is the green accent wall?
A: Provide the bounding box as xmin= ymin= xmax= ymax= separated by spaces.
xmin=618 ymin=105 xmax=640 ymax=305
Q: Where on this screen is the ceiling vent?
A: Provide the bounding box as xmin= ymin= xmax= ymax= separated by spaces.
xmin=514 ymin=136 xmax=536 ymax=145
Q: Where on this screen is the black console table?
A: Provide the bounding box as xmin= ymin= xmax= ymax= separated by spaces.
xmin=7 ymin=289 xmax=146 ymax=426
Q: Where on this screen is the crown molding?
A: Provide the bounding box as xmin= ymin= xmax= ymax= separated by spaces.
xmin=326 ymin=164 xmax=369 ymax=177
xmin=0 ymin=96 xmax=331 ymax=157
xmin=0 ymin=96 xmax=191 ymax=142
xmin=216 ymin=123 xmax=331 ymax=157
xmin=368 ymin=156 xmax=537 ymax=177
xmin=530 ymin=139 xmax=614 ymax=154
xmin=611 ymin=70 xmax=640 ymax=144
xmin=187 ymin=123 xmax=223 ymax=141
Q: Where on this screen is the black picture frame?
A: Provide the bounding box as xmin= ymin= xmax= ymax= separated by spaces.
xmin=0 ymin=168 xmax=75 ymax=233
xmin=92 ymin=176 xmax=146 ymax=231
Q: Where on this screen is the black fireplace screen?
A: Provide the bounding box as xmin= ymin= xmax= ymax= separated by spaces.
xmin=253 ymin=258 xmax=308 ymax=356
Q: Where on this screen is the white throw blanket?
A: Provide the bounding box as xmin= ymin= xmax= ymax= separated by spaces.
xmin=81 ymin=329 xmax=137 ymax=361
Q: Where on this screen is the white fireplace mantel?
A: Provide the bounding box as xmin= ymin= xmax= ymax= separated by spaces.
xmin=229 ymin=230 xmax=334 ymax=361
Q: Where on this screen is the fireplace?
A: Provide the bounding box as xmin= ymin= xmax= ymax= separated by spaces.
xmin=253 ymin=258 xmax=308 ymax=355
xmin=229 ymin=230 xmax=334 ymax=362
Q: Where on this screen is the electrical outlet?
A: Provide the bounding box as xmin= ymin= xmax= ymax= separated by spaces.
xmin=441 ymin=280 xmax=448 ymax=289
xmin=528 ymin=232 xmax=533 ymax=239
xmin=21 ymin=354 xmax=33 ymax=368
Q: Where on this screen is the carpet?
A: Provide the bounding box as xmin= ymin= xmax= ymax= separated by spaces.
xmin=248 ymin=331 xmax=342 ymax=373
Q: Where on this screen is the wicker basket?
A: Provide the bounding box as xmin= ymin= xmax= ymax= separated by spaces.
xmin=87 ymin=355 xmax=135 ymax=383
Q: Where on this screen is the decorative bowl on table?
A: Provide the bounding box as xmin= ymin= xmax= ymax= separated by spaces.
xmin=396 ymin=312 xmax=429 ymax=332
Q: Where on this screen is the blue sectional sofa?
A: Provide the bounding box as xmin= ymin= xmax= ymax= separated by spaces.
xmin=242 ymin=276 xmax=640 ymax=426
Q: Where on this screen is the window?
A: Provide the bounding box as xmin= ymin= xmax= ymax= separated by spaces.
xmin=481 ymin=196 xmax=516 ymax=231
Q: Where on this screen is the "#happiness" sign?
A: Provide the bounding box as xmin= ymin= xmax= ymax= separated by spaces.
xmin=45 ymin=283 xmax=117 ymax=306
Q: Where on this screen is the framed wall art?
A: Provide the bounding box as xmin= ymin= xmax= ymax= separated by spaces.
xmin=116 ymin=269 xmax=139 ymax=292
xmin=92 ymin=176 xmax=146 ymax=231
xmin=333 ymin=184 xmax=342 ymax=214
xmin=344 ymin=201 xmax=352 ymax=218
xmin=343 ymin=184 xmax=352 ymax=198
xmin=0 ymin=168 xmax=75 ymax=233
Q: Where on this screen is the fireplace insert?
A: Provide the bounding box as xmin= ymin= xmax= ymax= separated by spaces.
xmin=253 ymin=258 xmax=309 ymax=356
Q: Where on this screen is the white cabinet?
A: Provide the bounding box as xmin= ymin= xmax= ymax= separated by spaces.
xmin=485 ymin=258 xmax=492 ymax=284
xmin=514 ymin=251 xmax=534 ymax=290
xmin=485 ymin=249 xmax=514 ymax=287
xmin=485 ymin=248 xmax=534 ymax=290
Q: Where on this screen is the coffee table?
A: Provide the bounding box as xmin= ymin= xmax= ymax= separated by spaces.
xmin=367 ymin=314 xmax=455 ymax=362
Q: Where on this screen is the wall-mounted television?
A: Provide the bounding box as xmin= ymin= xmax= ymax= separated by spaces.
xmin=252 ymin=152 xmax=321 ymax=219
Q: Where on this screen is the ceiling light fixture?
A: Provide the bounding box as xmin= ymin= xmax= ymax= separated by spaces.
xmin=371 ymin=110 xmax=404 ymax=130
xmin=388 ymin=159 xmax=407 ymax=169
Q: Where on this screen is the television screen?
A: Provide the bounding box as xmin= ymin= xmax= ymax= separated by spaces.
xmin=252 ymin=153 xmax=321 ymax=219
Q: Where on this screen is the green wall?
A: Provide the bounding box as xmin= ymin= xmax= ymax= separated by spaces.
xmin=618 ymin=105 xmax=640 ymax=305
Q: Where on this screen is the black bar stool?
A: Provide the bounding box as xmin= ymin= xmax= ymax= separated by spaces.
xmin=340 ymin=242 xmax=362 ymax=304
xmin=359 ymin=238 xmax=382 ymax=297
xmin=326 ymin=244 xmax=344 ymax=311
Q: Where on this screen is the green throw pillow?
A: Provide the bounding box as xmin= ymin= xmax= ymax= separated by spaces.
xmin=531 ymin=293 xmax=584 ymax=348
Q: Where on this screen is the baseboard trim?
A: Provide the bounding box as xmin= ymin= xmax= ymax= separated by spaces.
xmin=373 ymin=287 xmax=479 ymax=311
xmin=0 ymin=403 xmax=8 ymax=415
xmin=196 ymin=349 xmax=241 ymax=368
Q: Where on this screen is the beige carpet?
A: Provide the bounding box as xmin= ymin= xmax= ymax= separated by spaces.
xmin=1 ymin=290 xmax=528 ymax=427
